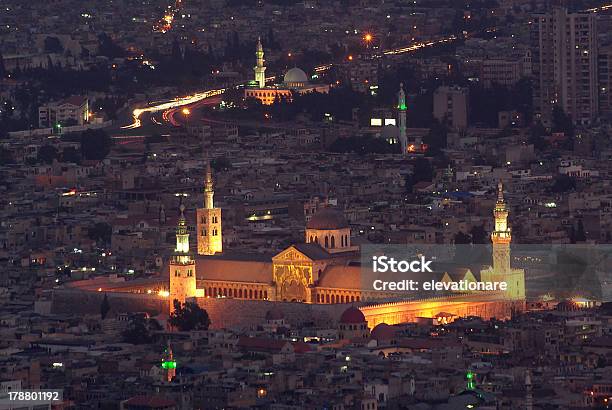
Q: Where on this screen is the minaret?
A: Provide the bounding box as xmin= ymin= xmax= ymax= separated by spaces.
xmin=525 ymin=370 xmax=533 ymax=410
xmin=161 ymin=341 xmax=177 ymax=382
xmin=254 ymin=37 xmax=266 ymax=88
xmin=484 ymin=181 xmax=525 ymax=301
xmin=491 ymin=181 xmax=511 ymax=273
xmin=397 ymin=83 xmax=407 ymax=155
xmin=197 ymin=162 xmax=223 ymax=255
xmin=169 ymin=204 xmax=196 ymax=313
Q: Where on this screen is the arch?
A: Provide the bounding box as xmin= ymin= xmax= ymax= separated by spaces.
xmin=249 ymin=289 xmax=253 ymax=299
xmin=264 ymin=290 xmax=268 ymax=299
xmin=326 ymin=294 xmax=330 ymax=303
xmin=331 ymin=236 xmax=335 ymax=248
xmin=324 ymin=236 xmax=329 ymax=248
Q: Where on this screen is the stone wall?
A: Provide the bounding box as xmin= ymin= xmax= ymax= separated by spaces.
xmin=194 ymin=297 xmax=353 ymax=329
xmin=50 ymin=289 xmax=354 ymax=329
xmin=51 ymin=289 xmax=169 ymax=316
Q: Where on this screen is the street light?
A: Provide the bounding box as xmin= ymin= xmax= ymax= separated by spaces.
xmin=182 ymin=108 xmax=191 ymax=115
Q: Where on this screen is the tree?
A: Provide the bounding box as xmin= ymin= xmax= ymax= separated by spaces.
xmin=44 ymin=36 xmax=64 ymax=54
xmin=211 ymin=157 xmax=232 ymax=171
xmin=80 ymin=129 xmax=111 ymax=160
xmin=454 ymin=231 xmax=471 ymax=244
xmin=412 ymin=157 xmax=433 ymax=183
xmin=528 ymin=121 xmax=548 ymax=151
xmin=169 ymin=300 xmax=211 ymax=331
xmin=122 ymin=315 xmax=160 ymax=344
xmin=37 ymin=145 xmax=57 ymax=164
xmin=98 ymin=33 xmax=125 ymax=58
xmin=88 ymin=222 xmax=112 ymax=244
xmin=329 ymin=135 xmax=398 ymax=155
xmin=575 ymin=220 xmax=587 ymax=242
xmin=552 ymin=106 xmax=574 ymax=139
xmin=470 ymin=225 xmax=487 ymax=244
xmin=423 ymin=121 xmax=447 ymax=155
xmin=61 ymin=146 xmax=81 ymax=163
xmin=100 ymin=293 xmax=110 ymax=319
xmin=551 ymin=174 xmax=576 ymax=193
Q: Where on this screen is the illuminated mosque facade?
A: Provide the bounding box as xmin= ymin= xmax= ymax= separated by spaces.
xmin=164 ymin=164 xmax=525 ymax=324
xmin=244 ymin=37 xmax=330 ymax=105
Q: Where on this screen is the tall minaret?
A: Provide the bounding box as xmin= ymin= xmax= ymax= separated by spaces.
xmin=525 ymin=370 xmax=533 ymax=410
xmin=254 ymin=37 xmax=266 ymax=88
xmin=397 ymin=83 xmax=407 ymax=155
xmin=169 ymin=204 xmax=196 ymax=313
xmin=491 ymin=181 xmax=511 ymax=273
xmin=197 ymin=162 xmax=222 ymax=255
xmin=482 ymin=181 xmax=525 ymax=303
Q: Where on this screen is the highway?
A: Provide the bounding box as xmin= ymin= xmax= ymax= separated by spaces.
xmin=121 ymin=1 xmax=612 ymax=130
xmin=121 ymin=33 xmax=463 ymax=130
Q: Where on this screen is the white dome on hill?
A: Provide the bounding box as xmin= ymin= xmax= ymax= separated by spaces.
xmin=283 ymin=67 xmax=309 ymax=87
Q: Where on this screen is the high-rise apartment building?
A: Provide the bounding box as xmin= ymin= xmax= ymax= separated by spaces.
xmin=531 ymin=8 xmax=598 ymax=126
xmin=433 ymin=86 xmax=468 ymax=130
xmin=599 ymin=45 xmax=612 ymax=116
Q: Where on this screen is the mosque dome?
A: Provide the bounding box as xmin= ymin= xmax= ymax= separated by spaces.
xmin=339 ymin=306 xmax=366 ymax=324
xmin=370 ymin=323 xmax=395 ymax=341
xmin=306 ymin=208 xmax=349 ymax=230
xmin=283 ymin=67 xmax=309 ymax=87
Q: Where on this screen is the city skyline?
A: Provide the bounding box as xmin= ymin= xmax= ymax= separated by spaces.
xmin=1 ymin=0 xmax=612 ymax=409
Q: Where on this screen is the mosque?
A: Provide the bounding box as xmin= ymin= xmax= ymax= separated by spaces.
xmin=64 ymin=162 xmax=525 ymax=327
xmin=243 ymin=38 xmax=330 ymax=105
xmin=164 ymin=163 xmax=525 ymax=321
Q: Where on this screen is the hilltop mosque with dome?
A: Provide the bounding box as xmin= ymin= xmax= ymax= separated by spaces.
xmin=244 ymin=38 xmax=330 ymax=105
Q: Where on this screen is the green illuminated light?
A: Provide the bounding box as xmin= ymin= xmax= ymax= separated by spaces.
xmin=398 ymin=103 xmax=407 ymax=110
xmin=466 ymin=371 xmax=475 ymax=390
xmin=161 ymin=360 xmax=177 ymax=369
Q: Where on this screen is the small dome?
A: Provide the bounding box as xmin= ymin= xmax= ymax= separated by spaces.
xmin=371 ymin=323 xmax=395 ymax=340
xmin=340 ymin=306 xmax=366 ymax=324
xmin=307 ymin=208 xmax=349 ymax=230
xmin=284 ymin=67 xmax=308 ymax=85
xmin=265 ymin=307 xmax=285 ymax=321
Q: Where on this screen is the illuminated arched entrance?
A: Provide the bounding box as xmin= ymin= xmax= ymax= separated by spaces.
xmin=281 ymin=279 xmax=306 ymax=302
